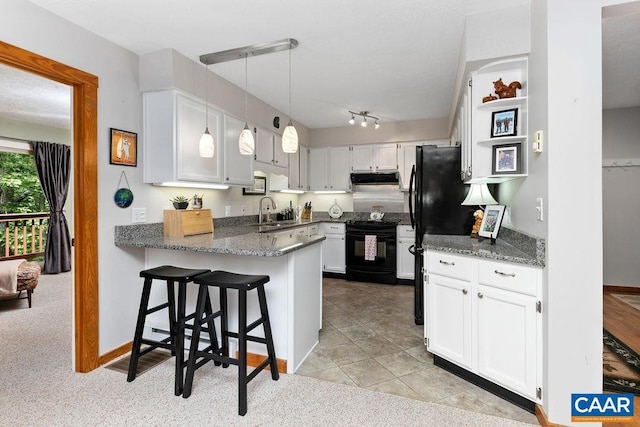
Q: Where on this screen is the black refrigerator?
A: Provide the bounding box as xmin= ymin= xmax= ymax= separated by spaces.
xmin=408 ymin=145 xmax=471 ymax=325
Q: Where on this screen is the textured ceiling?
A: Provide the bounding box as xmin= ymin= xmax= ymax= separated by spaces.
xmin=1 ymin=1 xmax=639 ymax=131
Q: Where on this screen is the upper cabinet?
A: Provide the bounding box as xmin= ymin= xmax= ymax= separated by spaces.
xmin=255 ymin=128 xmax=288 ymax=173
xmin=143 ymin=90 xmax=224 ymax=185
xmin=288 ymin=145 xmax=309 ymax=191
xmin=309 ymin=146 xmax=351 ymax=191
xmin=462 ymin=57 xmax=528 ymax=183
xmin=350 ymin=144 xmax=398 ymax=172
xmin=223 ymin=114 xmax=255 ymax=186
xmin=398 ymin=142 xmax=420 ymax=191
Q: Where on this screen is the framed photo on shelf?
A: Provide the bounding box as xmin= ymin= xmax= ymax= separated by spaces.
xmin=491 ymin=108 xmax=518 ymax=138
xmin=109 ymin=128 xmax=137 ymax=167
xmin=242 ymin=176 xmax=267 ymax=195
xmin=492 ymin=143 xmax=521 ymax=175
xmin=479 ymin=205 xmax=506 ymax=240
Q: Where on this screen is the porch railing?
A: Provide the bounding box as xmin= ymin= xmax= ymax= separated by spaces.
xmin=0 ymin=212 xmax=49 ymax=261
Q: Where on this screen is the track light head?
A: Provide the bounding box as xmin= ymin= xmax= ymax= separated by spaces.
xmin=349 ymin=114 xmax=355 ymax=125
xmin=374 ymin=120 xmax=380 ymax=130
xmin=361 ymin=117 xmax=368 ymax=127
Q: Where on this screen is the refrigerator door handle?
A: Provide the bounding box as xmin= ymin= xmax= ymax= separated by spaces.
xmin=408 ymin=164 xmax=416 ymax=228
xmin=408 ymin=244 xmax=415 ymax=255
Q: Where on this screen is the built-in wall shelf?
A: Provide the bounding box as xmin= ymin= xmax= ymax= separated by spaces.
xmin=603 ymin=158 xmax=640 ymax=168
xmin=477 ymin=135 xmax=527 ymax=145
xmin=477 ymin=96 xmax=528 ymax=111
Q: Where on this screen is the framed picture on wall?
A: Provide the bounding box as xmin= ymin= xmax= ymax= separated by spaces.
xmin=491 ymin=108 xmax=518 ymax=138
xmin=109 ymin=128 xmax=137 ymax=167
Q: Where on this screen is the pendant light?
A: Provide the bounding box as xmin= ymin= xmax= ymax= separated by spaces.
xmin=282 ymin=45 xmax=298 ymax=153
xmin=199 ymin=62 xmax=215 ymax=158
xmin=239 ymin=54 xmax=255 ymax=155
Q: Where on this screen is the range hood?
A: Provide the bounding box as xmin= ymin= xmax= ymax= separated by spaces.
xmin=350 ymin=172 xmax=400 ymax=185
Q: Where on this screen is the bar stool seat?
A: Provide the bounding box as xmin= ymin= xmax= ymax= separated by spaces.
xmin=127 ymin=265 xmax=213 ymax=396
xmin=182 ymin=270 xmax=279 ymax=416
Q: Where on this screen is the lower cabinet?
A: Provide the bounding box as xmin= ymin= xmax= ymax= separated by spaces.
xmin=425 ymin=250 xmax=542 ymax=403
xmin=396 ymin=225 xmax=415 ymax=280
xmin=320 ymin=223 xmax=345 ymax=274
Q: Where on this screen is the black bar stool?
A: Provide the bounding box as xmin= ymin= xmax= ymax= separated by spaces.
xmin=182 ymin=270 xmax=279 ymax=416
xmin=127 ymin=265 xmax=213 ymax=396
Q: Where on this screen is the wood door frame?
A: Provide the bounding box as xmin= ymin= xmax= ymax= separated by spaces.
xmin=0 ymin=41 xmax=99 ymax=372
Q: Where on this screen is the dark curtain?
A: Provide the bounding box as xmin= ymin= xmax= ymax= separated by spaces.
xmin=31 ymin=141 xmax=72 ymax=274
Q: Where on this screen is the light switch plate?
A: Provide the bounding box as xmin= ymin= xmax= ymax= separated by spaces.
xmin=132 ymin=207 xmax=146 ymax=223
xmin=225 ymin=205 xmax=231 ymax=217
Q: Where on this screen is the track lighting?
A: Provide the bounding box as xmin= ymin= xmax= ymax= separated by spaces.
xmin=348 ymin=110 xmax=380 ymax=130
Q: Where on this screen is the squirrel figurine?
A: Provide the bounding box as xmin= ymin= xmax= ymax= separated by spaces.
xmin=493 ymin=78 xmax=522 ymax=99
xmin=482 ymin=94 xmax=498 ymax=103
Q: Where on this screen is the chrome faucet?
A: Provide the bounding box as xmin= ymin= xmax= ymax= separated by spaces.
xmin=258 ymin=196 xmax=277 ymax=224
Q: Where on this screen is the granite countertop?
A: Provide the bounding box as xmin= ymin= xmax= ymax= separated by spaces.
xmin=423 ymin=230 xmax=545 ymax=267
xmin=114 ymin=222 xmax=325 ymax=257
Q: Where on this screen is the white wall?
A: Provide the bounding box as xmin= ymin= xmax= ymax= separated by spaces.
xmin=602 ymin=107 xmax=640 ymax=287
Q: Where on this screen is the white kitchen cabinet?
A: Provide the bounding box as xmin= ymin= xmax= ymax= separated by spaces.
xmin=143 ymin=90 xmax=223 ymax=185
xmin=307 ymin=224 xmax=319 ymax=236
xmin=255 ymin=129 xmax=287 ymax=173
xmin=320 ymin=223 xmax=345 ymax=274
xmin=309 ymin=147 xmax=351 ymax=191
xmin=396 ymin=225 xmax=415 ymax=279
xmin=223 ymin=114 xmax=254 ymax=186
xmin=465 ymin=56 xmax=528 ymax=183
xmin=288 ymin=145 xmax=308 ymax=191
xmin=398 ymin=142 xmax=420 ymax=191
xmin=350 ymin=144 xmax=398 ymax=172
xmin=425 ymin=250 xmax=542 ymax=402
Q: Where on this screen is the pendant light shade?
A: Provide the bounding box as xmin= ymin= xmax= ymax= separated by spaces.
xmin=239 ymin=55 xmax=254 ymax=155
xmin=282 ymin=46 xmax=298 ymax=154
xmin=239 ymin=123 xmax=255 ymax=155
xmin=199 ymin=127 xmax=215 ymax=157
xmin=199 ymin=63 xmax=215 ymax=158
xmin=282 ymin=120 xmax=298 ymax=153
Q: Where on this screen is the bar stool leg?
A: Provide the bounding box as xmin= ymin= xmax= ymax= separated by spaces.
xmin=219 ymin=288 xmax=230 ymax=368
xmin=174 ymin=281 xmax=186 ymax=396
xmin=238 ymin=289 xmax=248 ymax=416
xmin=127 ymin=277 xmax=153 ymax=382
xmin=182 ymin=284 xmax=209 ymax=399
xmin=257 ymin=285 xmax=279 ymax=380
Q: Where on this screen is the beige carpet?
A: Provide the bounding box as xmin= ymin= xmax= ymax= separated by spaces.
xmin=0 ymin=271 xmax=534 ymax=426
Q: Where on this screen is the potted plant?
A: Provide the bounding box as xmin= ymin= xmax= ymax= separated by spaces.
xmin=170 ymin=195 xmax=190 ymax=210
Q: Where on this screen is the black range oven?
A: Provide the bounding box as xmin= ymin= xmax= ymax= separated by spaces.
xmin=345 ymin=220 xmax=398 ymax=285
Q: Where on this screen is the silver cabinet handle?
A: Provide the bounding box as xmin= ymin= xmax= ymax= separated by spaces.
xmin=462 ymin=289 xmax=468 ymax=295
xmin=494 ymin=270 xmax=516 ymax=277
xmin=477 ymin=292 xmax=483 ymax=298
xmin=439 ymin=260 xmax=455 ymax=266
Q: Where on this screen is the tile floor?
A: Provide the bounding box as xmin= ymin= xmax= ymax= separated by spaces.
xmin=296 ymin=277 xmax=539 ymax=425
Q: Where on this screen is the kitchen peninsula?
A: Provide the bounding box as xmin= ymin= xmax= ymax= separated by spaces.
xmin=114 ymin=220 xmax=325 ymax=374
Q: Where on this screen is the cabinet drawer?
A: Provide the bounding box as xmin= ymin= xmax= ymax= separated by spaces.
xmin=322 ymin=223 xmax=345 ymax=235
xmin=477 ymin=261 xmax=539 ymax=296
xmin=307 ymin=224 xmax=319 ymax=236
xmin=397 ymin=225 xmax=414 ymax=238
xmin=427 ymin=252 xmax=472 ymax=281
xmin=293 ymin=227 xmax=307 ymax=236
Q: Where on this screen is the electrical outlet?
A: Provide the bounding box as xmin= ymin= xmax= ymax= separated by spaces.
xmin=132 ymin=207 xmax=146 ymax=223
xmin=225 ymin=205 xmax=231 ymax=217
xmin=536 ymin=197 xmax=544 ymax=221
xmin=533 ymin=130 xmax=544 ymax=153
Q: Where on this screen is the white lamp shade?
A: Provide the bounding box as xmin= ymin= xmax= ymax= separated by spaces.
xmin=461 ymin=183 xmax=498 ymax=206
xmin=199 ymin=128 xmax=215 ymax=158
xmin=239 ymin=124 xmax=255 ymax=155
xmin=282 ymin=122 xmax=299 ymax=153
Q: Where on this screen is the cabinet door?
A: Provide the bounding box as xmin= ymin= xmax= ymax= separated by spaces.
xmin=223 ymin=115 xmax=254 ymax=186
xmin=396 ymin=237 xmax=415 ymax=279
xmin=426 ymin=273 xmax=472 ymax=369
xmin=329 ymin=146 xmax=351 ymax=191
xmin=273 ymin=135 xmax=288 ymax=169
xmin=351 ymin=145 xmax=373 ymax=171
xmin=476 ymin=284 xmax=537 ymax=399
xmin=255 ymin=128 xmax=274 ymax=165
xmin=175 ymin=94 xmax=223 ymax=183
xmin=288 ymin=148 xmax=300 ymax=190
xmin=323 ymin=233 xmax=345 ymax=273
xmin=309 ymin=148 xmax=328 ymax=190
xmin=299 ymin=146 xmax=309 ymax=190
xmin=398 ymin=143 xmax=419 ymax=190
xmin=374 ymin=144 xmax=398 ymax=171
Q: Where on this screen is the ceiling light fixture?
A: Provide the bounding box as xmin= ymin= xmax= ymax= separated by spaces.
xmin=282 ymin=45 xmax=298 ymax=154
xmin=238 ymin=54 xmax=255 ymax=155
xmin=199 ymin=62 xmax=215 ymax=158
xmin=348 ymin=110 xmax=381 ymax=130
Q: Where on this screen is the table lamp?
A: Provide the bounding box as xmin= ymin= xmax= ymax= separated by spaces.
xmin=461 ymin=183 xmax=498 ymax=238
